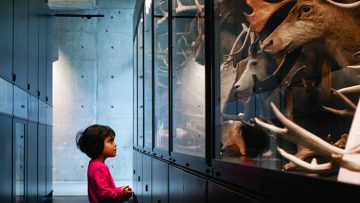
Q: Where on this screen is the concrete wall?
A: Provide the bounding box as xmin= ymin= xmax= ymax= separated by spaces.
xmin=52 ymin=0 xmax=135 ymax=183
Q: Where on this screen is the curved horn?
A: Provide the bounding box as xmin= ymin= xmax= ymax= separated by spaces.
xmin=326 ymin=0 xmax=360 ymax=8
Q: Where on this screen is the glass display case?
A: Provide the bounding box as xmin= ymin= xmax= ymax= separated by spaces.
xmin=154 ymin=0 xmax=169 ymax=151
xmin=171 ymin=0 xmax=206 ymax=157
xmin=214 ymin=0 xmax=360 ymax=185
xmin=144 ymin=2 xmax=153 ymax=149
xmin=133 ymin=0 xmax=360 ymax=194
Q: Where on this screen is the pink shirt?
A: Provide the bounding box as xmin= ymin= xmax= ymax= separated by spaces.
xmin=88 ymin=159 xmax=126 ymax=203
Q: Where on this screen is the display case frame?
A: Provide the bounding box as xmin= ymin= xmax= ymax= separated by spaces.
xmin=143 ymin=1 xmax=154 ymax=153
xmin=152 ymin=0 xmax=171 ymax=159
xmin=167 ymin=0 xmax=212 ymax=174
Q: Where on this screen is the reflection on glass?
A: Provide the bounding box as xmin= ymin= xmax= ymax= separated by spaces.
xmin=14 ymin=86 xmax=28 ymax=119
xmin=154 ymin=16 xmax=169 ymax=150
xmin=172 ymin=0 xmax=204 ymax=17
xmin=16 ymin=123 xmax=25 ymax=203
xmin=172 ymin=4 xmax=205 ymax=157
xmin=214 ymin=0 xmax=360 ymax=182
xmin=144 ymin=2 xmax=153 ymax=149
xmin=0 ymin=77 xmax=13 ymax=115
xmin=154 ymin=0 xmax=168 ymax=16
xmin=138 ymin=11 xmax=144 ymax=147
xmin=28 ymin=95 xmax=39 ymax=122
xmin=39 ymin=100 xmax=47 ymax=124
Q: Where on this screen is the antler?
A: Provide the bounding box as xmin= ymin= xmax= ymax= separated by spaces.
xmin=338 ymin=85 xmax=360 ymax=94
xmin=244 ymin=0 xmax=294 ymax=32
xmin=255 ymin=102 xmax=360 ymax=172
xmin=322 ymin=88 xmax=357 ymax=117
xmin=326 ymin=0 xmax=360 ymax=8
xmin=176 ymin=0 xmax=204 ymax=13
xmin=278 ymin=147 xmax=333 ymax=172
xmin=224 ymin=24 xmax=251 ymax=66
xmin=156 ymin=1 xmax=169 ymax=25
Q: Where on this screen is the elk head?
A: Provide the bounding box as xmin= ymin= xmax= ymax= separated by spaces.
xmin=261 ymin=0 xmax=360 ymax=67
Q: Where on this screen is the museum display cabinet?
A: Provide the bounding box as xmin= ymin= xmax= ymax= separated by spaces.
xmin=0 ymin=0 xmax=53 ymax=202
xmin=133 ymin=0 xmax=360 ymax=202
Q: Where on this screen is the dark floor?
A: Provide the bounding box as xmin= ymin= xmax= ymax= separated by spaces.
xmin=43 ymin=196 xmax=88 ymax=203
xmin=43 ymin=196 xmax=137 ymax=203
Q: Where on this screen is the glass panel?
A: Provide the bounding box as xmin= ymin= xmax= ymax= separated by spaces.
xmin=0 ymin=77 xmax=13 ymax=115
xmin=172 ymin=0 xmax=205 ymax=157
xmin=133 ymin=35 xmax=138 ymax=146
xmin=14 ymin=86 xmax=28 ymax=119
xmin=39 ymin=100 xmax=47 ymax=125
xmin=138 ymin=11 xmax=144 ymax=147
xmin=144 ymin=2 xmax=153 ymax=149
xmin=15 ymin=123 xmax=25 ymax=203
xmin=28 ymin=95 xmax=39 ymax=122
xmin=154 ymin=0 xmax=168 ymax=16
xmin=154 ymin=15 xmax=169 ymax=150
xmin=214 ymin=0 xmax=360 ymax=183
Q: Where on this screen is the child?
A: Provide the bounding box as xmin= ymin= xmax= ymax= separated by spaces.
xmin=76 ymin=124 xmax=133 ymax=203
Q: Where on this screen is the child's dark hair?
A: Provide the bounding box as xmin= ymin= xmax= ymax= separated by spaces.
xmin=76 ymin=124 xmax=115 ymax=159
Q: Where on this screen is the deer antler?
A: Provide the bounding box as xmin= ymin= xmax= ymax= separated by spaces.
xmin=255 ymin=102 xmax=360 ymax=172
xmin=157 ymin=1 xmax=168 ymax=25
xmin=278 ymin=147 xmax=334 ymax=172
xmin=338 ymin=85 xmax=360 ymax=94
xmin=322 ymin=88 xmax=357 ymax=117
xmin=176 ymin=0 xmax=204 ymax=13
xmin=244 ymin=0 xmax=294 ymax=32
xmin=326 ymin=0 xmax=360 ymax=8
xmin=224 ymin=24 xmax=251 ymax=66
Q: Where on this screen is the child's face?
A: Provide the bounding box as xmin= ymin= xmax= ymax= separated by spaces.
xmin=102 ymin=136 xmax=117 ymax=158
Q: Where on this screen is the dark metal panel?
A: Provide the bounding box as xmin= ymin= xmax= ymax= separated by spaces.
xmin=135 ymin=151 xmax=143 ymax=203
xmin=0 ymin=0 xmax=13 ymax=82
xmin=13 ymin=118 xmax=27 ymax=203
xmin=0 ymin=115 xmax=12 ymax=203
xmin=38 ymin=0 xmax=48 ymax=102
xmin=38 ymin=0 xmax=47 ymax=102
xmin=208 ymin=181 xmax=260 ymax=203
xmin=133 ymin=150 xmax=138 ymax=193
xmin=183 ymin=172 xmax=206 ymax=203
xmin=38 ymin=124 xmax=46 ymax=199
xmin=152 ymin=158 xmax=168 ymax=203
xmin=46 ymin=17 xmax=53 ymax=106
xmin=168 ymin=165 xmax=183 ymax=203
xmin=28 ymin=0 xmax=39 ymax=97
xmin=142 ymin=155 xmax=152 ymax=203
xmin=13 ymin=0 xmax=29 ymax=90
xmin=46 ymin=125 xmax=53 ymax=195
xmin=27 ymin=121 xmax=38 ymax=202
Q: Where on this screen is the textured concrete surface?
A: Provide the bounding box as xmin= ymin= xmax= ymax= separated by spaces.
xmin=52 ymin=0 xmax=135 ymax=184
xmin=48 ymin=0 xmax=96 ymax=10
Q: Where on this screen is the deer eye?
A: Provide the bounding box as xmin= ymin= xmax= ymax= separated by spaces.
xmin=250 ymin=60 xmax=258 ymax=66
xmin=301 ymin=5 xmax=311 ymax=13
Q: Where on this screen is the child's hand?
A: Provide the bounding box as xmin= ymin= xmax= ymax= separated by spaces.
xmin=121 ymin=186 xmax=133 ymax=199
